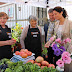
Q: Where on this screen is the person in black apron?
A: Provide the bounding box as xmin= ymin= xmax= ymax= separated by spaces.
xmin=24 ymin=25 xmax=42 ymax=58
xmin=20 ymin=15 xmax=42 ymax=58
xmin=0 ymin=12 xmax=16 ymax=60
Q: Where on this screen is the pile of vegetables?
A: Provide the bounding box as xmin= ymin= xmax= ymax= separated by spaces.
xmin=15 ymin=49 xmax=32 ymax=58
xmin=0 ymin=58 xmax=59 ymax=72
xmin=27 ymin=56 xmax=55 ymax=69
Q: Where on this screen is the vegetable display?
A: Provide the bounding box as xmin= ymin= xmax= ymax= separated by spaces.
xmin=0 ymin=58 xmax=59 ymax=72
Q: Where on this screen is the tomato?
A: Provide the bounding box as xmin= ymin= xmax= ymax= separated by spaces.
xmin=24 ymin=49 xmax=28 ymax=53
xmin=20 ymin=49 xmax=25 ymax=52
xmin=26 ymin=60 xmax=34 ymax=64
xmin=26 ymin=51 xmax=32 ymax=56
xmin=48 ymin=64 xmax=55 ymax=68
xmin=34 ymin=63 xmax=41 ymax=67
xmin=36 ymin=56 xmax=44 ymax=63
xmin=21 ymin=53 xmax=28 ymax=58
xmin=19 ymin=52 xmax=25 ymax=56
xmin=41 ymin=66 xmax=47 ymax=69
xmin=15 ymin=51 xmax=20 ymax=55
xmin=41 ymin=61 xmax=49 ymax=66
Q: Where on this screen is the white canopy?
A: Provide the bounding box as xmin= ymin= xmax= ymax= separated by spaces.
xmin=0 ymin=0 xmax=72 ymax=8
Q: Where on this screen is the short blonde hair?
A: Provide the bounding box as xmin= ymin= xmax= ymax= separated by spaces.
xmin=0 ymin=12 xmax=9 ymax=19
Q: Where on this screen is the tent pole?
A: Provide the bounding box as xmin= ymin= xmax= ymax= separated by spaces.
xmin=15 ymin=4 xmax=17 ymax=24
xmin=47 ymin=7 xmax=49 ymax=19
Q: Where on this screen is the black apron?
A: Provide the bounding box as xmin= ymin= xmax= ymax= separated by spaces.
xmin=24 ymin=25 xmax=42 ymax=58
xmin=0 ymin=25 xmax=13 ymax=60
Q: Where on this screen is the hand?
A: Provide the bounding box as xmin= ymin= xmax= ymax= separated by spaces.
xmin=7 ymin=39 xmax=16 ymax=45
xmin=44 ymin=41 xmax=50 ymax=48
xmin=11 ymin=38 xmax=16 ymax=43
xmin=63 ymin=33 xmax=68 ymax=37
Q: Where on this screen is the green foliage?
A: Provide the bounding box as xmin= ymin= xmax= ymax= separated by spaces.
xmin=0 ymin=58 xmax=58 ymax=72
xmin=41 ymin=67 xmax=57 ymax=72
xmin=16 ymin=66 xmax=23 ymax=72
xmin=6 ymin=61 xmax=23 ymax=72
xmin=5 ymin=68 xmax=12 ymax=72
xmin=6 ymin=61 xmax=17 ymax=69
xmin=0 ymin=58 xmax=10 ymax=65
xmin=42 ymin=42 xmax=48 ymax=55
xmin=22 ymin=62 xmax=41 ymax=72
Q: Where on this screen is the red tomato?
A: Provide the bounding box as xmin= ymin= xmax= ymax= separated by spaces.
xmin=19 ymin=52 xmax=25 ymax=56
xmin=24 ymin=49 xmax=28 ymax=53
xmin=20 ymin=49 xmax=25 ymax=52
xmin=15 ymin=51 xmax=20 ymax=55
xmin=26 ymin=51 xmax=32 ymax=56
xmin=34 ymin=63 xmax=41 ymax=67
xmin=41 ymin=61 xmax=49 ymax=66
xmin=26 ymin=60 xmax=34 ymax=64
xmin=41 ymin=66 xmax=47 ymax=69
xmin=48 ymin=64 xmax=55 ymax=68
xmin=21 ymin=53 xmax=28 ymax=58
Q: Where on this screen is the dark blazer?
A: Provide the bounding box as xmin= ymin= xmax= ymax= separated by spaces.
xmin=44 ymin=21 xmax=49 ymax=43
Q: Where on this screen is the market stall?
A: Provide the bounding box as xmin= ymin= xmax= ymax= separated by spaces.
xmin=0 ymin=0 xmax=72 ymax=72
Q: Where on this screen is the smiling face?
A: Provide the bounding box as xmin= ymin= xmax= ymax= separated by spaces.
xmin=48 ymin=12 xmax=55 ymax=21
xmin=0 ymin=16 xmax=7 ymax=26
xmin=53 ymin=10 xmax=63 ymax=20
xmin=30 ymin=19 xmax=37 ymax=28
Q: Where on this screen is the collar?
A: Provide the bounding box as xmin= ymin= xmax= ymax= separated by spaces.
xmin=48 ymin=19 xmax=56 ymax=23
xmin=0 ymin=25 xmax=8 ymax=28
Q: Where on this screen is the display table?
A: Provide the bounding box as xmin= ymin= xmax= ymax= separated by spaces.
xmin=10 ymin=53 xmax=35 ymax=63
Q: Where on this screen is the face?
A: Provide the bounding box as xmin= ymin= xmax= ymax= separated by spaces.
xmin=53 ymin=10 xmax=63 ymax=20
xmin=30 ymin=19 xmax=37 ymax=28
xmin=0 ymin=16 xmax=7 ymax=26
xmin=48 ymin=12 xmax=55 ymax=21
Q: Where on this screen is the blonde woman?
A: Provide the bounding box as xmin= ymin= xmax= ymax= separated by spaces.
xmin=0 ymin=12 xmax=16 ymax=59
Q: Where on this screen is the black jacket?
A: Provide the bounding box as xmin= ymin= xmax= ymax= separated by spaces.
xmin=44 ymin=21 xmax=49 ymax=43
